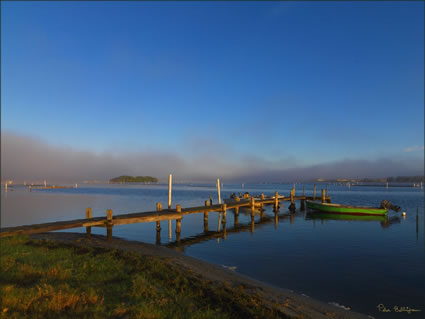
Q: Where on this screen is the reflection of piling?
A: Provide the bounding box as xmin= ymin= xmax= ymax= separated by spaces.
xmin=300 ymin=199 xmax=305 ymax=211
xmin=204 ymin=200 xmax=209 ymax=232
xmin=156 ymin=202 xmax=162 ymax=245
xmin=416 ymin=208 xmax=419 ymax=241
xmin=86 ymin=208 xmax=92 ymax=238
xmin=168 ymin=174 xmax=172 ymax=240
xmin=222 ymin=204 xmax=227 ymax=224
xmin=176 ymin=204 xmax=182 ymax=242
xmin=106 ymin=209 xmax=113 ymax=241
xmin=260 ymin=193 xmax=265 ymax=210
xmin=289 ymin=188 xmax=296 ymax=211
xmin=274 ymin=192 xmax=279 ymax=211
xmin=234 ymin=207 xmax=239 ymax=225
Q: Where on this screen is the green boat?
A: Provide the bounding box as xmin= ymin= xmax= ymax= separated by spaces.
xmin=306 ymin=200 xmax=387 ymax=216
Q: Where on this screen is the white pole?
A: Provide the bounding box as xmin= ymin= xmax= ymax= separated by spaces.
xmin=5 ymin=183 xmax=7 ymax=192
xmin=168 ymin=174 xmax=172 ymax=209
xmin=44 ymin=180 xmax=47 ymax=188
xmin=217 ymin=178 xmax=221 ymax=204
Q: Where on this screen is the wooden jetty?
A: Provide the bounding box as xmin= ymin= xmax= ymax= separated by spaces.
xmin=0 ymin=189 xmax=331 ymax=240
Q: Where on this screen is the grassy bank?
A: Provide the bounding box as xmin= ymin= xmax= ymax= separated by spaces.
xmin=0 ymin=236 xmax=286 ymax=319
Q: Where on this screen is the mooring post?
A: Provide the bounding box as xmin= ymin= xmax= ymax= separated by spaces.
xmin=251 ymin=196 xmax=255 ymax=211
xmin=222 ymin=204 xmax=227 ymax=224
xmin=106 ymin=209 xmax=113 ymax=241
xmin=85 ymin=208 xmax=92 ymax=238
xmin=321 ymin=189 xmax=326 ymax=203
xmin=5 ymin=183 xmax=7 ymax=192
xmin=313 ymin=184 xmax=316 ymax=200
xmin=217 ymin=178 xmax=222 ymax=204
xmin=29 ymin=185 xmax=32 ymax=192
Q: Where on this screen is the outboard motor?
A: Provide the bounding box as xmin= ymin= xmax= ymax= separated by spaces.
xmin=380 ymin=200 xmax=401 ymax=212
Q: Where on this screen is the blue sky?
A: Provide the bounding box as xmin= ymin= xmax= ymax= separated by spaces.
xmin=1 ymin=1 xmax=424 ymax=181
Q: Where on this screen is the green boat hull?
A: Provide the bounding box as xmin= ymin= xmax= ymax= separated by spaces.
xmin=306 ymin=201 xmax=387 ymax=216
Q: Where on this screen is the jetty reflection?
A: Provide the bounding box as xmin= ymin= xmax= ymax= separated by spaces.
xmin=165 ymin=209 xmax=401 ymax=250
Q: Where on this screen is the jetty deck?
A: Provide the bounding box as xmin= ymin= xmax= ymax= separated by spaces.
xmin=1 ymin=189 xmax=331 ymax=239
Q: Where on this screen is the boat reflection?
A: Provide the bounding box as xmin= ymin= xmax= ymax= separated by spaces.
xmin=305 ymin=212 xmax=401 ymax=229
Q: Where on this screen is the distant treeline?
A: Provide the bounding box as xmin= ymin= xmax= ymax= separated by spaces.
xmin=386 ymin=176 xmax=424 ymax=183
xmin=358 ymin=176 xmax=424 ymax=183
xmin=110 ymin=176 xmax=158 ymax=183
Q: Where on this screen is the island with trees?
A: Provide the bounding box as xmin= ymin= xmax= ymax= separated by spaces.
xmin=110 ymin=175 xmax=158 ymax=183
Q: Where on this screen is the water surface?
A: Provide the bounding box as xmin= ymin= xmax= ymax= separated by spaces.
xmin=1 ymin=183 xmax=424 ymax=318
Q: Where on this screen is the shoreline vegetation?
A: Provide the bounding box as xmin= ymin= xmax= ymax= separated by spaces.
xmin=1 ymin=233 xmax=369 ymax=319
xmin=109 ymin=175 xmax=158 ymax=184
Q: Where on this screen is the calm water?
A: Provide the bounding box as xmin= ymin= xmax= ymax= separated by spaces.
xmin=1 ymin=183 xmax=424 ymax=318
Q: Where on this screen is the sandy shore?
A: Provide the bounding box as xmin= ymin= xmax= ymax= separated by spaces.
xmin=30 ymin=232 xmax=371 ymax=319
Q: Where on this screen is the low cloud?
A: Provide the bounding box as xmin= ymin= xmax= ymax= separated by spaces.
xmin=1 ymin=131 xmax=423 ymax=183
xmin=403 ymin=145 xmax=424 ymax=153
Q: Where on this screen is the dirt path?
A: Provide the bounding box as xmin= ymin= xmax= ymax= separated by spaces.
xmin=31 ymin=232 xmax=370 ymax=319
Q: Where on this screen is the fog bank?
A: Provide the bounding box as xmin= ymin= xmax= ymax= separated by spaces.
xmin=1 ymin=132 xmax=423 ymax=183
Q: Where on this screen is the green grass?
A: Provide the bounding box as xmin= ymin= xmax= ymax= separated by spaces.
xmin=0 ymin=236 xmax=287 ymax=319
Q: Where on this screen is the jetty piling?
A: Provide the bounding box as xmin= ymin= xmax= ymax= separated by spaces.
xmin=313 ymin=184 xmax=316 ymax=200
xmin=321 ymin=189 xmax=326 ymax=203
xmin=274 ymin=192 xmax=279 ymax=211
xmin=85 ymin=208 xmax=92 ymax=238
